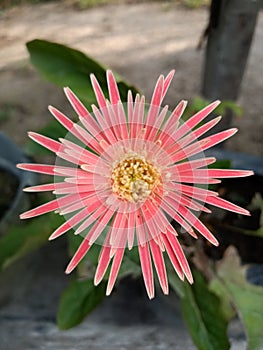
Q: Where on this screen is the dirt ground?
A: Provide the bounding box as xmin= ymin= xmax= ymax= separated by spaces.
xmin=0 ymin=1 xmax=262 ymax=156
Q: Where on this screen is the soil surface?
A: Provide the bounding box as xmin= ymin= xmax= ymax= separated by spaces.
xmin=0 ymin=1 xmax=262 ymax=156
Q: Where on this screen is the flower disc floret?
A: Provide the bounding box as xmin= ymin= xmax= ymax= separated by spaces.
xmin=111 ymin=152 xmax=161 ymax=203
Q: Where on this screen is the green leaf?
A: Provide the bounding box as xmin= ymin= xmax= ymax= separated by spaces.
xmin=57 ymin=278 xmax=106 ymax=329
xmin=209 ymin=277 xmax=236 ymax=322
xmin=217 ymin=100 xmax=243 ymax=118
xmin=26 ymin=39 xmax=139 ymax=109
xmin=208 ymin=159 xmax=232 ymax=170
xmin=182 ymin=269 xmax=230 ymax=350
xmin=0 ymin=212 xmax=64 ymax=270
xmin=216 ymin=247 xmax=263 ymax=350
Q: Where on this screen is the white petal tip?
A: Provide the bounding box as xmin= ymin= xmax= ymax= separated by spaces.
xmin=94 ymin=277 xmax=100 ymax=286
xmin=212 ymin=240 xmax=219 ymax=247
xmin=187 ymin=277 xmax=194 ymax=285
xmin=23 ymin=187 xmax=31 ymax=192
xmin=162 ymin=288 xmax=169 ymax=295
xmin=48 ymin=234 xmax=57 ymax=241
xmin=147 ymin=293 xmax=155 ymax=300
xmin=65 ymin=266 xmax=73 ymax=274
xmin=106 ymin=286 xmax=113 ymax=296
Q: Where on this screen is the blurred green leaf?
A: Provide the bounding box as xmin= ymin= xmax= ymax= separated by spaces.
xmin=182 ymin=269 xmax=230 ymax=350
xmin=26 ymin=39 xmax=139 ymax=109
xmin=57 ymin=278 xmax=106 ymax=330
xmin=209 ymin=277 xmax=236 ymax=322
xmin=217 ymin=101 xmax=243 ymax=118
xmin=208 ymin=159 xmax=232 ymax=170
xmin=183 ymin=96 xmax=243 ymax=122
xmin=216 ymin=247 xmax=263 ymax=350
xmin=168 ymin=271 xmax=185 ymax=298
xmin=0 ymin=212 xmax=63 ymax=270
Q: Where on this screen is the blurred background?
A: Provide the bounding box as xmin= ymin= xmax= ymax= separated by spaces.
xmin=0 ymin=1 xmax=263 ymax=349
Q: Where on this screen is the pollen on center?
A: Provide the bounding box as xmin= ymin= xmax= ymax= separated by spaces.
xmin=111 ymin=153 xmax=161 ymax=203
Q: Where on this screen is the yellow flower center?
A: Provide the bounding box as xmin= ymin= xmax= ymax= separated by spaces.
xmin=111 ymin=154 xmax=161 ymax=203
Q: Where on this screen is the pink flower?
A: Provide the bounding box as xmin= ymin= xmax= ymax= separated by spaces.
xmin=17 ymin=70 xmax=253 ymax=298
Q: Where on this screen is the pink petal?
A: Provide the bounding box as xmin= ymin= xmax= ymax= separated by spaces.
xmin=75 ymin=205 xmax=108 ymax=236
xmin=168 ymin=157 xmax=216 ymax=173
xmin=17 ymin=163 xmax=86 ymax=177
xmin=159 ymin=197 xmax=194 ymax=235
xmin=145 ymin=75 xmax=164 ymax=123
xmin=49 ymin=207 xmax=89 ymax=240
xmin=106 ymin=248 xmax=125 ymax=295
xmin=64 ymin=87 xmax=89 ymax=118
xmin=177 ymin=205 xmax=218 ymax=246
xmin=162 ymin=233 xmax=184 ymax=280
xmin=173 ymin=100 xmax=220 ymax=141
xmin=90 ymin=73 xmax=107 ymax=109
xmin=60 ymin=138 xmax=100 ymax=164
xmin=160 ymin=100 xmax=187 ymax=137
xmin=28 ymin=132 xmax=63 ymax=153
xmin=65 ymin=238 xmax=91 ymax=274
xmin=180 ymin=116 xmax=222 ymax=148
xmin=150 ymin=74 xmax=164 ymax=107
xmin=20 ymin=192 xmax=90 ymax=219
xmin=88 ymin=208 xmax=117 ymax=245
xmin=56 ymin=151 xmax=85 ymax=166
xmin=58 ymin=193 xmax=102 ymax=215
xmin=171 ymin=183 xmax=218 ymax=199
xmin=135 ymin=209 xmax=153 ymax=246
xmin=107 ymin=70 xmax=121 ymax=104
xmin=127 ymin=212 xmax=135 ymax=250
xmin=73 ymin=123 xmax=103 ymax=154
xmin=23 ymin=183 xmax=56 ymax=192
xmin=166 ymin=230 xmax=193 ymax=283
xmin=53 ymin=183 xmax=94 ymax=195
xmin=48 ymin=106 xmax=88 ymax=145
xmin=89 ymin=105 xmax=117 ymax=144
xmin=162 ymin=70 xmax=175 ymax=98
xmin=163 ymin=138 xmax=208 ymax=165
xmin=149 ymin=239 xmax=168 ymax=294
xmin=201 ymin=128 xmax=238 ymax=151
xmin=141 ymin=200 xmax=168 ymax=234
xmin=138 ymin=243 xmax=154 ymax=299
xmin=94 ymin=234 xmax=112 ymax=285
xmin=165 ymin=191 xmax=210 ymax=213
xmin=130 ymin=95 xmax=145 ymax=139
xmin=109 ymin=210 xmax=128 ymax=248
xmin=145 ymin=105 xmax=168 ymax=141
xmin=172 ymin=175 xmax=221 ymax=184
xmin=203 ymin=169 xmax=254 ymax=178
xmin=79 ymin=109 xmax=103 ymax=137
xmin=17 ymin=163 xmax=57 ymax=175
xmin=206 ymin=195 xmax=251 ymax=216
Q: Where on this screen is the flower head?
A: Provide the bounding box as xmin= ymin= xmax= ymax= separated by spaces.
xmin=17 ymin=70 xmax=253 ymax=298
